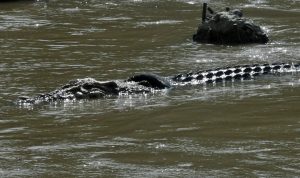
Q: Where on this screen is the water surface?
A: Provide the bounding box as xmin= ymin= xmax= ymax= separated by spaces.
xmin=0 ymin=0 xmax=299 ymax=177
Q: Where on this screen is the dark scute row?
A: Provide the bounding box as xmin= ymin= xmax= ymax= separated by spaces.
xmin=172 ymin=63 xmax=299 ymax=84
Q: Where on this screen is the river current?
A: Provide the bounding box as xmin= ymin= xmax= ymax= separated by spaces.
xmin=0 ymin=0 xmax=300 ymax=177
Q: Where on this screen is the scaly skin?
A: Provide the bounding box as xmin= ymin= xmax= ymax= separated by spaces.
xmin=171 ymin=63 xmax=300 ymax=84
xmin=17 ymin=62 xmax=300 ymax=105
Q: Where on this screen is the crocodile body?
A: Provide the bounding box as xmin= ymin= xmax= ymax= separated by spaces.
xmin=17 ymin=63 xmax=300 ymax=104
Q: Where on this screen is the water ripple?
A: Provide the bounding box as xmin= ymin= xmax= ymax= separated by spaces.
xmin=0 ymin=15 xmax=50 ymax=31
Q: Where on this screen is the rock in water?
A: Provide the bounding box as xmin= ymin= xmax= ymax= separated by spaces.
xmin=193 ymin=5 xmax=269 ymax=44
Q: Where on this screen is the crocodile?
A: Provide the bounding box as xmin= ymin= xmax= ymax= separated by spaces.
xmin=17 ymin=62 xmax=300 ymax=105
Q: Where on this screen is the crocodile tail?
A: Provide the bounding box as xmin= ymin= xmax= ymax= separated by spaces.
xmin=171 ymin=62 xmax=300 ymax=85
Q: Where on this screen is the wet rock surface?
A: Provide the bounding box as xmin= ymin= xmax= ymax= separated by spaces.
xmin=193 ymin=5 xmax=269 ymax=44
xmin=17 ymin=63 xmax=299 ymax=105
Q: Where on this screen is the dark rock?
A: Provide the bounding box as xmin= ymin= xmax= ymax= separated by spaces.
xmin=193 ymin=5 xmax=269 ymax=44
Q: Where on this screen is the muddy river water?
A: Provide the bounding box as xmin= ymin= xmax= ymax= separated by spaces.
xmin=0 ymin=0 xmax=299 ymax=177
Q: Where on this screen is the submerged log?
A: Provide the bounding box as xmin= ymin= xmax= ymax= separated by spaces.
xmin=193 ymin=4 xmax=269 ymax=44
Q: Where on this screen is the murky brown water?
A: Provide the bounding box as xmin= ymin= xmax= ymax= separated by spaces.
xmin=1 ymin=0 xmax=300 ymax=177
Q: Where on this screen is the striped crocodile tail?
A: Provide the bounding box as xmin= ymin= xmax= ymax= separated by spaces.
xmin=171 ymin=62 xmax=300 ymax=85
